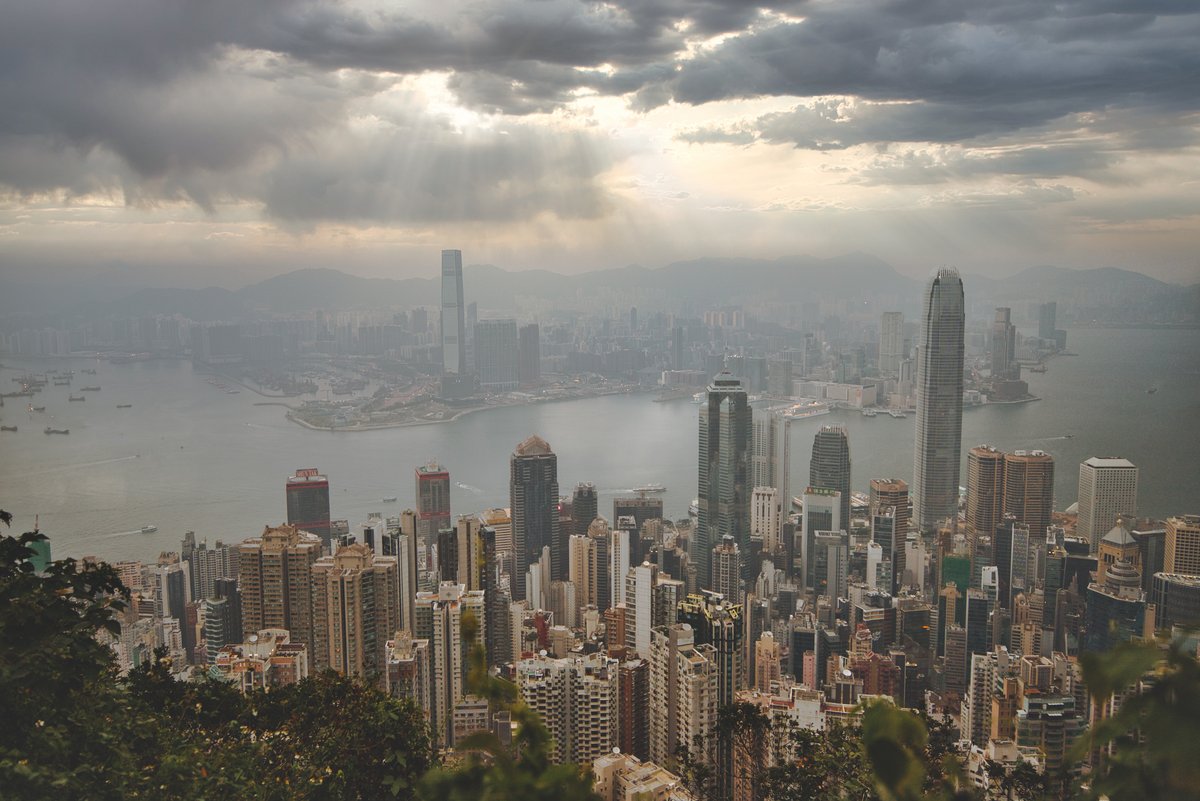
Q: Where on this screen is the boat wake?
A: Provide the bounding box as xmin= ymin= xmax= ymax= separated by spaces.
xmin=455 ymin=482 xmax=483 ymax=494
xmin=17 ymin=454 xmax=139 ymax=477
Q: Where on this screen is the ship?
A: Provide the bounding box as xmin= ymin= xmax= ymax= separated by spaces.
xmin=1 ymin=425 xmax=16 ymax=432
xmin=68 ymin=394 xmax=85 ymax=401
xmin=780 ymin=400 xmax=832 ymax=420
xmin=633 ymin=483 xmax=667 ymax=493
xmin=382 ymin=496 xmax=398 ymax=503
xmin=29 ymin=405 xmax=45 ymax=412
xmin=80 ymin=386 xmax=101 ymax=392
xmin=44 ymin=427 xmax=69 ymax=435
xmin=117 ymin=403 xmax=133 ymax=408
xmin=141 ymin=525 xmax=158 ymax=533
xmin=1146 ymin=386 xmax=1158 ymax=395
xmin=888 ymin=409 xmax=908 ymax=418
xmin=861 ymin=408 xmax=877 ymax=417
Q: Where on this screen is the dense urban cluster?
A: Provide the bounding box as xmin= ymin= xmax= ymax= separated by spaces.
xmin=2 ymin=259 xmax=1196 ymax=801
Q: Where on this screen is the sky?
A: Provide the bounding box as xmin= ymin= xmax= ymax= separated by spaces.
xmin=1 ymin=0 xmax=1198 ymax=288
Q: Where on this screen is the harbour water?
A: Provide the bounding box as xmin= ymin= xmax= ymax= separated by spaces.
xmin=0 ymin=327 xmax=1196 ymax=562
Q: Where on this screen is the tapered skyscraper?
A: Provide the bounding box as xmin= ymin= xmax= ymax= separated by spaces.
xmin=810 ymin=425 xmax=851 ymax=530
xmin=694 ymin=372 xmax=752 ymax=587
xmin=440 ymin=250 xmax=466 ymax=375
xmin=913 ymin=269 xmax=965 ymax=532
xmin=510 ymin=435 xmax=560 ymax=601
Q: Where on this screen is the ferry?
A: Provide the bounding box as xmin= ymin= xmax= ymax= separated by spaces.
xmin=117 ymin=404 xmax=133 ymax=409
xmin=28 ymin=404 xmax=45 ymax=412
xmin=633 ymin=483 xmax=667 ymax=494
xmin=80 ymin=386 xmax=101 ymax=392
xmin=44 ymin=427 xmax=69 ymax=435
xmin=68 ymin=394 xmax=85 ymax=402
xmin=888 ymin=409 xmax=908 ymax=419
xmin=141 ymin=525 xmax=158 ymax=534
xmin=382 ymin=496 xmax=398 ymax=503
xmin=780 ymin=400 xmax=831 ymax=420
xmin=1 ymin=425 xmax=16 ymax=432
xmin=861 ymin=408 xmax=877 ymax=417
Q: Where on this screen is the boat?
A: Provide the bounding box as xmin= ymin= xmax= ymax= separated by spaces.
xmin=68 ymin=394 xmax=85 ymax=401
xmin=140 ymin=525 xmax=158 ymax=534
xmin=861 ymin=408 xmax=877 ymax=417
xmin=382 ymin=496 xmax=398 ymax=503
xmin=0 ymin=425 xmax=16 ymax=432
xmin=80 ymin=386 xmax=100 ymax=392
xmin=1146 ymin=386 xmax=1158 ymax=394
xmin=82 ymin=368 xmax=97 ymax=375
xmin=30 ymin=406 xmax=45 ymax=412
xmin=117 ymin=403 xmax=133 ymax=409
xmin=633 ymin=483 xmax=667 ymax=493
xmin=888 ymin=409 xmax=908 ymax=418
xmin=44 ymin=427 xmax=69 ymax=435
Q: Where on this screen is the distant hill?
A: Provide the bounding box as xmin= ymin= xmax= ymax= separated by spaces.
xmin=5 ymin=256 xmax=1196 ymax=324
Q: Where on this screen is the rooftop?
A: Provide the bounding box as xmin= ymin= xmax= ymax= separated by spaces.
xmin=1083 ymin=457 xmax=1137 ymax=469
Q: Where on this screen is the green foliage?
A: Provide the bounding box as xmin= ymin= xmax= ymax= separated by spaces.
xmin=763 ymin=719 xmax=876 ymax=801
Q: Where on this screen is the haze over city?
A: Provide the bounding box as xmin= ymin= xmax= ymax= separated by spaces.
xmin=2 ymin=0 xmax=1199 ymax=287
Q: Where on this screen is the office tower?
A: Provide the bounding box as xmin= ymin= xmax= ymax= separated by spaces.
xmin=1038 ymin=302 xmax=1057 ymax=341
xmin=311 ymin=543 xmax=399 ymax=681
xmin=1151 ymin=573 xmax=1200 ymax=629
xmin=966 ymin=445 xmax=1005 ymax=543
xmin=993 ymin=518 xmax=1033 ymax=610
xmin=619 ymin=659 xmax=650 ymax=760
xmin=1083 ymin=558 xmax=1149 ymax=653
xmin=870 ymin=509 xmax=899 ymax=592
xmin=154 ymin=561 xmax=191 ymax=621
xmin=711 ymin=536 xmax=742 ymax=603
xmin=751 ymin=406 xmax=777 ymax=491
xmin=510 ymin=435 xmax=561 ymax=599
xmin=518 ymin=323 xmax=541 ymax=386
xmin=515 ymin=653 xmax=619 ymax=764
xmin=613 ymin=496 xmax=665 ymax=534
xmin=440 ymin=249 xmax=466 ymax=375
xmin=237 ymin=524 xmax=322 ymax=644
xmin=694 ymin=372 xmax=752 ymax=588
xmin=285 ymin=468 xmax=332 ymax=542
xmin=811 ymin=531 xmax=849 ymax=602
xmin=751 ymin=487 xmax=780 ymax=553
xmin=474 ymin=318 xmax=520 ymax=390
xmin=415 ymin=462 xmax=452 ymax=550
xmin=809 ymin=425 xmax=851 ymax=531
xmin=437 ymin=527 xmax=459 ymax=584
xmin=572 ymin=482 xmax=599 ymax=538
xmin=414 ymin=581 xmax=487 ymax=747
xmin=1165 ymin=515 xmax=1200 ymax=575
xmin=880 ymin=311 xmax=905 ymax=375
xmin=768 ymin=359 xmax=793 ymax=397
xmin=965 ymin=588 xmax=990 ymax=664
xmin=1003 ymin=450 xmax=1054 ymax=541
xmin=648 ymin=623 xmax=718 ymax=766
xmin=801 ymin=487 xmax=841 ymax=591
xmin=1097 ymin=519 xmax=1140 ymax=585
xmin=1077 ymin=457 xmax=1138 ymax=550
xmin=679 ymin=592 xmax=743 ymax=707
xmin=990 ymin=307 xmax=1017 ymax=380
xmin=913 ymin=269 xmax=965 ymax=532
xmin=869 ymin=478 xmax=910 ymax=543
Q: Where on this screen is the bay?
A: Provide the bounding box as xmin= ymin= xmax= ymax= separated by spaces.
xmin=0 ymin=327 xmax=1196 ymax=562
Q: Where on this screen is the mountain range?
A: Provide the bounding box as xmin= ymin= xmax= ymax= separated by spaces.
xmin=3 ymin=255 xmax=1196 ymax=325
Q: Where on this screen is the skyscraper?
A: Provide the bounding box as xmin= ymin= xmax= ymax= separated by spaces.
xmin=440 ymin=249 xmax=466 ymax=375
xmin=1164 ymin=515 xmax=1200 ymax=576
xmin=511 ymin=435 xmax=561 ymax=599
xmin=869 ymin=478 xmax=910 ymax=541
xmin=966 ymin=445 xmax=1005 ymax=542
xmin=285 ymin=468 xmax=331 ymax=542
xmin=990 ymin=307 xmax=1017 ymax=380
xmin=415 ymin=462 xmax=451 ymax=550
xmin=913 ymin=269 xmax=965 ymax=532
xmin=1038 ymin=302 xmax=1057 ymax=341
xmin=880 ymin=311 xmax=904 ymax=375
xmin=572 ymin=482 xmax=599 ymax=538
xmin=1077 ymin=457 xmax=1138 ymax=550
xmin=809 ymin=425 xmax=851 ymax=530
xmin=518 ymin=323 xmax=541 ymax=386
xmin=475 ymin=318 xmax=520 ymax=390
xmin=694 ymin=372 xmax=752 ymax=588
xmin=1002 ymin=450 xmax=1054 ymax=541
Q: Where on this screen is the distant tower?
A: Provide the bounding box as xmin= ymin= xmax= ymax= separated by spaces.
xmin=694 ymin=372 xmax=752 ymax=588
xmin=1077 ymin=457 xmax=1138 ymax=551
xmin=571 ymin=482 xmax=599 ymax=539
xmin=518 ymin=323 xmax=541 ymax=386
xmin=809 ymin=425 xmax=851 ymax=530
xmin=990 ymin=307 xmax=1017 ymax=380
xmin=1038 ymin=302 xmax=1057 ymax=341
xmin=285 ymin=468 xmax=332 ymax=543
xmin=440 ymin=250 xmax=466 ymax=375
xmin=711 ymin=536 xmax=742 ymax=603
xmin=913 ymin=269 xmax=965 ymax=532
xmin=415 ymin=462 xmax=451 ymax=550
xmin=880 ymin=312 xmax=904 ymax=375
xmin=510 ymin=435 xmax=561 ymax=598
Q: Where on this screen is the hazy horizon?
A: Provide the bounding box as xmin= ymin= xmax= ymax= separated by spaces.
xmin=1 ymin=1 xmax=1198 ymax=288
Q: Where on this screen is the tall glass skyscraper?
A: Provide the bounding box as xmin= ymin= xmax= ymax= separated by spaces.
xmin=510 ymin=435 xmax=560 ymax=600
xmin=693 ymin=372 xmax=752 ymax=587
xmin=913 ymin=268 xmax=965 ymax=532
xmin=440 ymin=249 xmax=466 ymax=375
xmin=809 ymin=425 xmax=851 ymax=530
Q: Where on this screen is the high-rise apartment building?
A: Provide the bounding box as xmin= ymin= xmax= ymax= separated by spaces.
xmin=1077 ymin=457 xmax=1138 ymax=550
xmin=415 ymin=462 xmax=451 ymax=549
xmin=694 ymin=372 xmax=752 ymax=588
xmin=238 ymin=524 xmax=322 ymax=644
xmin=518 ymin=323 xmax=541 ymax=386
xmin=285 ymin=468 xmax=332 ymax=542
xmin=913 ymin=269 xmax=965 ymax=532
xmin=880 ymin=311 xmax=905 ymax=375
xmin=475 ymin=318 xmax=520 ymax=390
xmin=414 ymin=581 xmax=486 ymax=748
xmin=515 ymin=653 xmax=620 ymax=764
xmin=648 ymin=624 xmax=718 ymax=767
xmin=510 ymin=435 xmax=561 ymax=599
xmin=1165 ymin=515 xmax=1200 ymax=576
xmin=440 ymin=249 xmax=466 ymax=375
xmin=810 ymin=425 xmax=852 ymax=529
xmin=311 ymin=542 xmax=399 ymax=682
xmin=1002 ymin=450 xmax=1054 ymax=540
